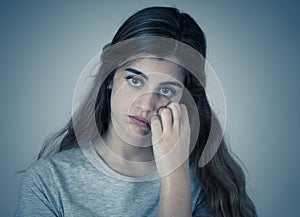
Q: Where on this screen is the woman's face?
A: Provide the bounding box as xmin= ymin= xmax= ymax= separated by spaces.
xmin=109 ymin=58 xmax=185 ymax=138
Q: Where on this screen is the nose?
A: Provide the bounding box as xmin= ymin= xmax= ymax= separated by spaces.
xmin=136 ymin=92 xmax=170 ymax=114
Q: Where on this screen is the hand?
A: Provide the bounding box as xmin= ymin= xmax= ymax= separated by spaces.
xmin=150 ymin=102 xmax=191 ymax=178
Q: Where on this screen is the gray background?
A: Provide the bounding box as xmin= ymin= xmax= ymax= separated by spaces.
xmin=1 ymin=0 xmax=299 ymax=216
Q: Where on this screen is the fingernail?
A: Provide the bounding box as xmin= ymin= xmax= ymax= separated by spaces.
xmin=151 ymin=114 xmax=158 ymax=121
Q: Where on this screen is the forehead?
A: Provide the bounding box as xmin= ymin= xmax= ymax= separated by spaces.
xmin=120 ymin=57 xmax=184 ymax=82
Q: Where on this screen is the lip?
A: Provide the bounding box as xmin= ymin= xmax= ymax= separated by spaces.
xmin=128 ymin=115 xmax=150 ymax=128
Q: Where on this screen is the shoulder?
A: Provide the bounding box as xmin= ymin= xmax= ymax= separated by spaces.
xmin=21 ymin=147 xmax=85 ymax=184
xmin=189 ymin=165 xmax=213 ymax=217
xmin=189 ymin=165 xmax=202 ymax=191
xmin=15 ymin=149 xmax=84 ymax=216
xmin=189 ymin=165 xmax=205 ymax=204
xmin=39 ymin=146 xmax=84 ymax=169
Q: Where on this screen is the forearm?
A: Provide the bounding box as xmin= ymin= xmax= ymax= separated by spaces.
xmin=158 ymin=162 xmax=192 ymax=217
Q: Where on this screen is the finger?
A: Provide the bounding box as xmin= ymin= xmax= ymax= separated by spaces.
xmin=150 ymin=115 xmax=162 ymax=144
xmin=158 ymin=107 xmax=172 ymax=133
xmin=167 ymin=102 xmax=181 ymax=130
xmin=179 ymin=104 xmax=191 ymax=133
xmin=179 ymin=104 xmax=191 ymax=155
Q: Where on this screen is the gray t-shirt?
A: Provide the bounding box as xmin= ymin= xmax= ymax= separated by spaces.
xmin=14 ymin=144 xmax=212 ymax=217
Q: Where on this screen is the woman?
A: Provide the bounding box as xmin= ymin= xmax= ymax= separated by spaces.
xmin=15 ymin=6 xmax=257 ymax=217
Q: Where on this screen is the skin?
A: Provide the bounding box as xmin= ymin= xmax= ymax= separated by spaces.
xmin=95 ymin=57 xmax=195 ymax=216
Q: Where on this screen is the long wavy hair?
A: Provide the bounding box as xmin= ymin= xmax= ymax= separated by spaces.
xmin=36 ymin=6 xmax=257 ymax=217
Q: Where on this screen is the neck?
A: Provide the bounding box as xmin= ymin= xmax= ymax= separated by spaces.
xmin=98 ymin=123 xmax=154 ymax=162
xmin=103 ymin=124 xmax=154 ymax=162
xmin=93 ymin=123 xmax=156 ymax=177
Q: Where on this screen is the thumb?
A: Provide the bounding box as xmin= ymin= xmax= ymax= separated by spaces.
xmin=150 ymin=115 xmax=162 ymax=145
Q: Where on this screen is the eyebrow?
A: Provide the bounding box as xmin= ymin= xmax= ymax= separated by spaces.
xmin=125 ymin=68 xmax=148 ymax=80
xmin=125 ymin=67 xmax=183 ymax=88
xmin=159 ymin=81 xmax=183 ymax=88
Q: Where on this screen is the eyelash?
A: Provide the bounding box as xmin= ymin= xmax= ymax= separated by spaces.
xmin=159 ymin=88 xmax=176 ymax=97
xmin=125 ymin=75 xmax=176 ymax=97
xmin=125 ymin=75 xmax=143 ymax=87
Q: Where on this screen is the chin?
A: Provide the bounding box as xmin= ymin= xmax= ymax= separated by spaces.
xmin=129 ymin=123 xmax=151 ymax=137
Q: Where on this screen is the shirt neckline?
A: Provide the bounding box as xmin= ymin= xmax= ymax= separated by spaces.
xmin=80 ymin=140 xmax=159 ymax=182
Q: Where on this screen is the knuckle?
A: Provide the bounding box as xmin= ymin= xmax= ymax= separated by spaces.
xmin=159 ymin=107 xmax=169 ymax=115
xmin=168 ymin=101 xmax=178 ymax=108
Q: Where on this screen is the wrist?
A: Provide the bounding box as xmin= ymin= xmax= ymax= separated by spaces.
xmin=160 ymin=161 xmax=190 ymax=187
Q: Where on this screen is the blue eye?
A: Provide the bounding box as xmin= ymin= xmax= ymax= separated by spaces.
xmin=125 ymin=76 xmax=143 ymax=87
xmin=160 ymin=88 xmax=175 ymax=97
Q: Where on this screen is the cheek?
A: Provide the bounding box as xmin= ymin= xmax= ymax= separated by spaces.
xmin=111 ymin=88 xmax=136 ymax=114
xmin=174 ymin=90 xmax=184 ymax=102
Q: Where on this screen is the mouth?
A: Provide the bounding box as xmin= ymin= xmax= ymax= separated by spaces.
xmin=128 ymin=115 xmax=150 ymax=128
